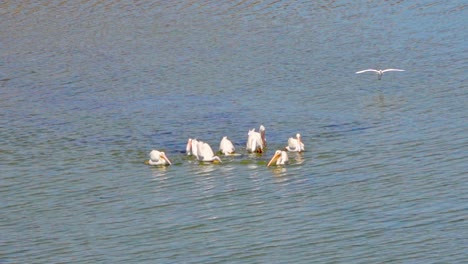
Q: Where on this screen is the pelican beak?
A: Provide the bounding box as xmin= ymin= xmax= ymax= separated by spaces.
xmin=267 ymin=152 xmax=280 ymax=167
xmin=161 ymin=153 xmax=172 ymax=165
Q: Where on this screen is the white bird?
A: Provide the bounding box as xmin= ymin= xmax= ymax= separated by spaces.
xmin=286 ymin=133 xmax=304 ymax=152
xmin=148 ymin=150 xmax=172 ymax=166
xmin=197 ymin=141 xmax=222 ymax=163
xmin=219 ymin=136 xmax=235 ymax=155
xmin=186 ymin=138 xmax=199 ymax=159
xmin=355 ymin=69 xmax=404 ymax=80
xmin=246 ymin=125 xmax=266 ymax=153
xmin=267 ymin=150 xmax=289 ymax=166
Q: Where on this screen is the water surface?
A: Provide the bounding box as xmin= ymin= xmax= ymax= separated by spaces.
xmin=1 ymin=1 xmax=467 ymax=263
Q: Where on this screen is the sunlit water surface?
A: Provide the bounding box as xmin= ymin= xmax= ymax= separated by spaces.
xmin=1 ymin=1 xmax=466 ymax=263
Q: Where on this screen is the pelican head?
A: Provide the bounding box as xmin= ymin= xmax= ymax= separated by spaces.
xmin=267 ymin=150 xmax=289 ymax=166
xmin=148 ymin=150 xmax=172 ymax=166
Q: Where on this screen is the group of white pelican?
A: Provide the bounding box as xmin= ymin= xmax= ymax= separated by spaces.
xmin=148 ymin=68 xmax=404 ymax=167
xmin=147 ymin=125 xmax=305 ymax=167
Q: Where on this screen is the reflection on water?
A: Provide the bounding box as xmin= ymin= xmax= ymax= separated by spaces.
xmin=194 ymin=163 xmax=219 ymax=176
xmin=291 ymin=152 xmax=305 ymax=165
xmin=270 ymin=166 xmax=288 ymax=178
xmin=366 ymin=94 xmax=408 ymax=110
xmin=149 ymin=165 xmax=170 ymax=180
xmin=1 ymin=0 xmax=466 ymax=263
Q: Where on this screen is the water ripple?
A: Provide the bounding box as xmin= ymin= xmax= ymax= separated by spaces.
xmin=1 ymin=0 xmax=466 ymax=263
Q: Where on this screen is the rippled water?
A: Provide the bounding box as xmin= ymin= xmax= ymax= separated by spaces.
xmin=1 ymin=1 xmax=467 ymax=263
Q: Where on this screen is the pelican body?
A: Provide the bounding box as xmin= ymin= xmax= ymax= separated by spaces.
xmin=267 ymin=150 xmax=289 ymax=166
xmin=197 ymin=141 xmax=222 ymax=163
xmin=219 ymin=136 xmax=235 ymax=155
xmin=186 ymin=138 xmax=200 ymax=159
xmin=355 ymin=69 xmax=404 ymax=80
xmin=246 ymin=125 xmax=266 ymax=153
xmin=286 ymin=133 xmax=304 ymax=152
xmin=148 ymin=150 xmax=172 ymax=166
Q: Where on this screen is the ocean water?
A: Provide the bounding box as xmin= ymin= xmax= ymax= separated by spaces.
xmin=1 ymin=1 xmax=466 ymax=263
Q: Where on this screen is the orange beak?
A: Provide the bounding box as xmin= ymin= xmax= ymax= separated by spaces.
xmin=161 ymin=153 xmax=172 ymax=165
xmin=267 ymin=152 xmax=281 ymax=167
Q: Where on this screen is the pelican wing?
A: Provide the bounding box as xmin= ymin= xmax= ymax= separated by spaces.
xmin=197 ymin=142 xmax=222 ymax=162
xmin=204 ymin=143 xmax=215 ymax=158
xmin=196 ymin=141 xmax=206 ymax=160
xmin=279 ymin=151 xmax=289 ymax=164
xmin=356 ymin=69 xmax=378 ymax=74
xmin=197 ymin=142 xmax=214 ymax=161
xmin=191 ymin=139 xmax=199 ymax=159
xmin=382 ymin=69 xmax=405 ymax=72
xmin=247 ymin=129 xmax=262 ymax=152
xmin=250 ymin=134 xmax=263 ymax=152
xmin=287 ymin=137 xmax=298 ymax=149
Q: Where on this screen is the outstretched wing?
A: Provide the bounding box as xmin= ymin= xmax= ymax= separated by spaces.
xmin=382 ymin=69 xmax=405 ymax=72
xmin=356 ymin=69 xmax=378 ymax=74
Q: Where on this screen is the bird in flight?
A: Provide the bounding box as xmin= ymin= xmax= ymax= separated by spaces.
xmin=356 ymin=69 xmax=405 ymax=80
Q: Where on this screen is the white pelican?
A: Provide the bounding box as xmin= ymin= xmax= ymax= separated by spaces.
xmin=355 ymin=69 xmax=404 ymax=80
xmin=197 ymin=141 xmax=222 ymax=163
xmin=246 ymin=125 xmax=266 ymax=153
xmin=148 ymin=150 xmax=172 ymax=166
xmin=286 ymin=133 xmax=304 ymax=152
xmin=267 ymin=150 xmax=289 ymax=166
xmin=186 ymin=138 xmax=199 ymax=159
xmin=219 ymin=136 xmax=235 ymax=155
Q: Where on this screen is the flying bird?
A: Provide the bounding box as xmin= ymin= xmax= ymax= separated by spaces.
xmin=286 ymin=133 xmax=304 ymax=152
xmin=246 ymin=125 xmax=266 ymax=153
xmin=219 ymin=136 xmax=235 ymax=155
xmin=267 ymin=150 xmax=289 ymax=166
xmin=148 ymin=150 xmax=172 ymax=166
xmin=355 ymin=69 xmax=405 ymax=80
xmin=196 ymin=141 xmax=222 ymax=163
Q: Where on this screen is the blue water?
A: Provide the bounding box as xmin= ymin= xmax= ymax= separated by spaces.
xmin=1 ymin=1 xmax=467 ymax=263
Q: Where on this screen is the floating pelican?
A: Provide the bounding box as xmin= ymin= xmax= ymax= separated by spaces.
xmin=246 ymin=125 xmax=266 ymax=153
xmin=197 ymin=141 xmax=222 ymax=163
xmin=186 ymin=138 xmax=199 ymax=159
xmin=286 ymin=133 xmax=304 ymax=152
xmin=267 ymin=150 xmax=289 ymax=166
xmin=148 ymin=150 xmax=172 ymax=166
xmin=355 ymin=69 xmax=405 ymax=80
xmin=219 ymin=136 xmax=235 ymax=155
